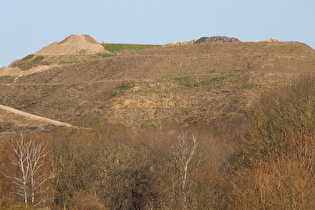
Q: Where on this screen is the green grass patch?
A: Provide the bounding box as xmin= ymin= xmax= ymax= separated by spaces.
xmin=115 ymin=83 xmax=134 ymax=91
xmin=58 ymin=61 xmax=76 ymax=65
xmin=102 ymin=44 xmax=161 ymax=54
xmin=33 ymin=56 xmax=45 ymax=62
xmin=210 ymin=76 xmax=226 ymax=82
xmin=184 ymin=83 xmax=199 ymax=88
xmin=107 ymin=92 xmax=118 ymax=100
xmin=90 ymin=53 xmax=115 ymax=59
xmin=21 ymin=54 xmax=35 ymax=61
xmin=12 ymin=55 xmax=48 ymax=70
xmin=237 ymin=83 xmax=263 ymax=89
xmin=110 ymin=92 xmax=118 ymax=98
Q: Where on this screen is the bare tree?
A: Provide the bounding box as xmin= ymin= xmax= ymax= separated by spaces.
xmin=8 ymin=134 xmax=54 ymax=207
xmin=169 ymin=132 xmax=198 ymax=208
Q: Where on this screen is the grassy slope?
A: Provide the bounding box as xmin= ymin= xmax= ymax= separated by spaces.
xmin=9 ymin=43 xmax=161 ymax=70
xmin=1 ymin=41 xmax=314 ymax=128
xmin=102 ymin=43 xmax=162 ymax=54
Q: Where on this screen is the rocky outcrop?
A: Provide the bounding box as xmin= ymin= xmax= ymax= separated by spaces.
xmin=194 ymin=36 xmax=241 ymax=44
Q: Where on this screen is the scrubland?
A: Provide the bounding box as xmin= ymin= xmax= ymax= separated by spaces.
xmin=0 ymin=41 xmax=315 ymax=209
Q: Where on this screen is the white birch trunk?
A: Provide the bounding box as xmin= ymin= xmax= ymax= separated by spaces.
xmin=9 ymin=134 xmax=52 ymax=207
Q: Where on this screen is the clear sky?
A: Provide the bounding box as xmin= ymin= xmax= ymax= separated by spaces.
xmin=1 ymin=0 xmax=314 ymax=67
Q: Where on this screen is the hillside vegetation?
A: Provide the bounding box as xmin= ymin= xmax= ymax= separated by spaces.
xmin=0 ymin=39 xmax=315 ymax=209
xmin=10 ymin=43 xmax=161 ymax=70
xmin=2 ymin=41 xmax=315 ymax=128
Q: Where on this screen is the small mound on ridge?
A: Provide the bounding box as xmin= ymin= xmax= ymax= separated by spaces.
xmin=194 ymin=36 xmax=241 ymax=44
xmin=164 ymin=36 xmax=241 ymax=46
xmin=36 ymin=34 xmax=108 ymax=55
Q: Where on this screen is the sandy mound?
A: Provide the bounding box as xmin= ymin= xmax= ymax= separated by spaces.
xmin=36 ymin=34 xmax=107 ymax=55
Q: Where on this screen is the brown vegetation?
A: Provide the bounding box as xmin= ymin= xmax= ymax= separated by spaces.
xmin=1 ymin=74 xmax=315 ymax=208
xmin=1 ymin=41 xmax=314 ymax=128
xmin=227 ymin=76 xmax=315 ymax=209
xmin=0 ymin=40 xmax=315 ymax=209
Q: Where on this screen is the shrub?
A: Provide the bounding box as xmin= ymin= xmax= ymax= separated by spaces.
xmin=243 ymin=76 xmax=315 ymax=160
xmin=227 ymin=75 xmax=315 ymax=208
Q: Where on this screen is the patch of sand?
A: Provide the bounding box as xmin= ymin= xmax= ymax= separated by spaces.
xmin=35 ymin=34 xmax=108 ymax=55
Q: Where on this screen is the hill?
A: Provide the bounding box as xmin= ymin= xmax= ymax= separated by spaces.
xmin=0 ymin=40 xmax=314 ymax=128
xmin=1 ymin=37 xmax=315 ymax=209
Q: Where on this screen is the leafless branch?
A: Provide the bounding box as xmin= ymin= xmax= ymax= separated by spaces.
xmin=7 ymin=134 xmax=53 ymax=207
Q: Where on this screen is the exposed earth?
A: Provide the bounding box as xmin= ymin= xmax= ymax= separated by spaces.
xmin=36 ymin=34 xmax=109 ymax=55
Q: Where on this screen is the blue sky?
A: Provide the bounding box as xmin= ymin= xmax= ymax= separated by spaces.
xmin=1 ymin=0 xmax=314 ymax=67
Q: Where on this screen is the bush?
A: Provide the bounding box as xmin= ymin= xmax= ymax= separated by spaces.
xmin=243 ymin=76 xmax=315 ymax=160
xmin=227 ymin=75 xmax=315 ymax=208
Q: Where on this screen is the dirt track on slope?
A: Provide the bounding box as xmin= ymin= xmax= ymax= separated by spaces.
xmin=0 ymin=65 xmax=58 ymax=77
xmin=0 ymin=104 xmax=74 ymax=127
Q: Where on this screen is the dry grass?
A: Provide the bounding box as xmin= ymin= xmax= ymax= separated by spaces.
xmin=230 ymin=154 xmax=315 ymax=209
xmin=1 ymin=41 xmax=315 ymax=128
xmin=2 ymin=40 xmax=315 ymax=209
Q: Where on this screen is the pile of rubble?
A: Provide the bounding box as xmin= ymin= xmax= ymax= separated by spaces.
xmin=194 ymin=36 xmax=241 ymax=44
xmin=164 ymin=36 xmax=241 ymax=47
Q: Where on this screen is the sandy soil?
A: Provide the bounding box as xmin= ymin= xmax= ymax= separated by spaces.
xmin=36 ymin=34 xmax=107 ymax=55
